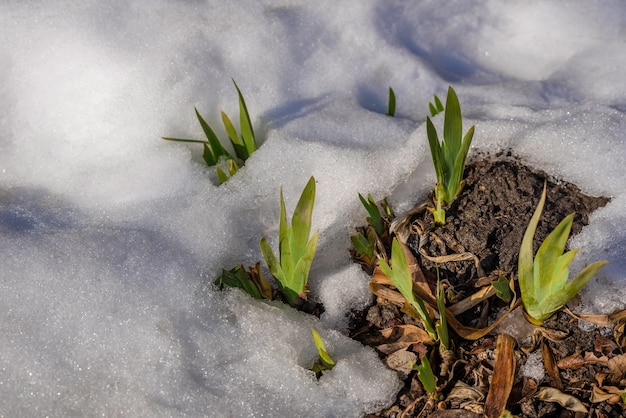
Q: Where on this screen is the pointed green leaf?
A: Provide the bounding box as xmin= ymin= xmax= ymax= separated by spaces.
xmin=260 ymin=237 xmax=284 ymax=284
xmin=414 ymin=355 xmax=437 ymax=394
xmin=233 ymin=79 xmax=257 ymax=157
xmin=443 ymin=86 xmax=462 ymax=166
xmin=436 ymin=278 xmax=449 ymax=351
xmin=351 ymin=232 xmax=374 ymax=258
xmin=519 ymin=184 xmax=546 ymax=308
xmin=426 ymin=117 xmax=445 ymax=186
xmin=386 ymin=87 xmax=396 ymax=117
xmin=538 ymin=260 xmax=608 ymax=322
xmin=291 ymin=230 xmax=319 ymax=299
xmin=311 ymin=328 xmax=335 ymax=370
xmin=534 ymin=213 xmax=574 ymax=298
xmin=195 ymin=107 xmax=233 ymax=161
xmin=162 ymin=137 xmax=210 ymax=144
xmin=221 ymin=111 xmax=248 ymax=160
xmin=290 ymin=177 xmax=316 ymax=260
xmin=214 ymin=266 xmax=263 ymax=299
xmin=358 ymin=193 xmax=384 ymax=236
xmin=201 ymin=143 xmax=218 ymax=166
xmin=448 ymin=124 xmax=474 ymax=201
xmin=548 ymin=248 xmax=579 ymax=295
xmin=434 ymin=95 xmax=444 ymax=112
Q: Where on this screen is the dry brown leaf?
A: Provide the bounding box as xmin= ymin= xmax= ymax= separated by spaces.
xmin=595 ymin=335 xmax=619 ymax=357
xmin=563 ymin=306 xmax=626 ymax=326
xmin=584 ymin=351 xmax=609 ymax=366
xmin=614 ymin=320 xmax=626 ymax=351
xmin=536 ymin=326 xmax=568 ymax=342
xmin=484 ymin=333 xmax=516 ymax=418
xmin=535 ymin=387 xmax=588 ymax=413
xmin=590 ymin=385 xmax=625 ymax=404
xmin=607 ymin=353 xmax=626 ymax=377
xmin=446 ymin=381 xmax=486 ymax=402
xmin=374 ymin=325 xmax=434 ymax=354
xmin=542 ymin=342 xmax=563 ymax=390
xmin=557 ymin=350 xmax=586 ymax=370
xmin=448 ymin=285 xmax=497 ymax=316
xmin=384 ymin=348 xmax=417 ymax=377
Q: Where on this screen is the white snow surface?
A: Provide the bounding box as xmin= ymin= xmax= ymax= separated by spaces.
xmin=1 ymin=1 xmax=625 ymax=416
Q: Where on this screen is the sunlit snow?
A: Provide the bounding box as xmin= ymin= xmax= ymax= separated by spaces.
xmin=1 ymin=1 xmax=625 ymax=416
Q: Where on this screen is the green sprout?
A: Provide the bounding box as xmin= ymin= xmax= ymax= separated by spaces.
xmin=163 ymin=79 xmax=257 ymax=184
xmin=412 ymin=355 xmax=437 ymax=396
xmin=518 ymin=183 xmax=608 ymax=325
xmin=213 ymin=263 xmax=273 ymax=300
xmin=493 ymin=275 xmax=513 ymax=304
xmin=310 ymin=327 xmax=335 ymax=374
xmin=428 ymin=94 xmax=444 ymax=117
xmin=260 ymin=177 xmax=319 ymax=307
xmin=386 ymin=87 xmax=396 ymax=117
xmin=379 ymin=238 xmax=437 ymax=340
xmin=426 ymin=86 xmax=475 ymax=224
xmin=358 ymin=193 xmax=385 ymax=236
xmin=435 ymin=271 xmax=449 ymax=352
xmin=350 ymin=228 xmax=376 ymax=261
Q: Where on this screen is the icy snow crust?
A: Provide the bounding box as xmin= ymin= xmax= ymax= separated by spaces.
xmin=1 ymin=1 xmax=625 ymax=415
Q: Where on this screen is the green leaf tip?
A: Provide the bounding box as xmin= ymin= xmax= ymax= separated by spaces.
xmin=519 ymin=182 xmax=608 ymax=325
xmin=260 ymin=177 xmax=318 ymax=307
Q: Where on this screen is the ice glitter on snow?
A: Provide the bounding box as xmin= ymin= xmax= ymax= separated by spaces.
xmin=0 ymin=0 xmax=625 ymax=416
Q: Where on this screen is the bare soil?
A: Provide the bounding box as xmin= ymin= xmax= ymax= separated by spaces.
xmin=349 ymin=152 xmax=626 ymax=418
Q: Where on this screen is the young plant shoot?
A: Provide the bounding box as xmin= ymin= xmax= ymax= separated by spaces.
xmin=379 ymin=238 xmax=437 ymax=340
xmin=518 ymin=183 xmax=608 ymax=325
xmin=310 ymin=327 xmax=335 ymax=374
xmin=260 ymin=177 xmax=319 ymax=307
xmin=426 ymin=86 xmax=475 ymax=224
xmin=386 ymin=87 xmax=396 ymax=117
xmin=163 ymin=79 xmax=257 ymax=184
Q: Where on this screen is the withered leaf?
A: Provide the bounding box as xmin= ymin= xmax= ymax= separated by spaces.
xmin=607 ymin=353 xmax=626 ymax=377
xmin=557 ymin=350 xmax=585 ymax=370
xmin=484 ymin=333 xmax=516 ymax=418
xmin=384 ymin=348 xmax=417 ymax=376
xmin=535 ymin=387 xmax=588 ymax=413
xmin=373 ymin=324 xmax=433 ymax=354
xmin=446 ymin=381 xmax=486 ymax=402
xmin=590 ymin=385 xmax=625 ymax=404
xmin=542 ymin=342 xmax=563 ymax=390
xmin=594 ymin=335 xmax=619 ymax=357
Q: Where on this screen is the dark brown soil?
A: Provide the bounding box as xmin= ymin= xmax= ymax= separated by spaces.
xmin=349 ymin=152 xmax=626 ymax=418
xmin=409 ymin=150 xmax=609 ymax=287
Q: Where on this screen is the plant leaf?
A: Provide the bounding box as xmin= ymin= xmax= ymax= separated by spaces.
xmin=414 ymin=355 xmax=437 ymax=395
xmin=443 ymin=86 xmax=462 ymax=171
xmin=290 ymin=177 xmax=316 ymax=261
xmin=519 ymin=183 xmax=546 ymax=314
xmin=195 ymin=107 xmax=232 ymax=161
xmin=221 ymin=111 xmax=247 ymax=160
xmin=426 ymin=117 xmax=444 ymax=186
xmin=162 ymin=137 xmax=209 ymax=144
xmin=534 ymin=213 xmax=574 ymax=299
xmin=233 ymin=79 xmax=256 ymax=158
xmin=537 ymin=260 xmax=608 ymax=322
xmin=386 ymin=87 xmax=396 ymax=117
xmin=202 ymin=143 xmax=218 ymax=166
xmin=291 ymin=230 xmax=319 ymax=301
xmin=215 ymin=166 xmax=229 ymax=184
xmin=484 ymin=334 xmax=516 ymax=418
xmin=311 ymin=327 xmax=335 ymax=371
xmin=260 ymin=237 xmax=283 ymax=285
xmin=448 ymin=124 xmax=474 ymax=200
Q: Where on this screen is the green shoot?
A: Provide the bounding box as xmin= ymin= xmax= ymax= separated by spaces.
xmin=412 ymin=355 xmax=437 ymax=395
xmin=493 ymin=275 xmax=513 ymax=304
xmin=435 ymin=268 xmax=449 ymax=351
xmin=310 ymin=327 xmax=335 ymax=373
xmin=426 ymin=86 xmax=475 ymax=224
xmin=379 ymin=238 xmax=436 ymax=340
xmin=358 ymin=193 xmax=385 ymax=236
xmin=386 ymin=87 xmax=396 ymax=117
xmin=163 ymin=79 xmax=257 ymax=184
xmin=260 ymin=177 xmax=319 ymax=307
xmin=350 ymin=228 xmax=376 ymax=260
xmin=214 ymin=264 xmax=273 ymax=300
xmin=518 ymin=183 xmax=608 ymax=325
xmin=428 ymin=94 xmax=444 ymax=117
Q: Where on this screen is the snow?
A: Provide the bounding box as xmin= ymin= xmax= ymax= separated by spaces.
xmin=1 ymin=1 xmax=625 ymax=415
